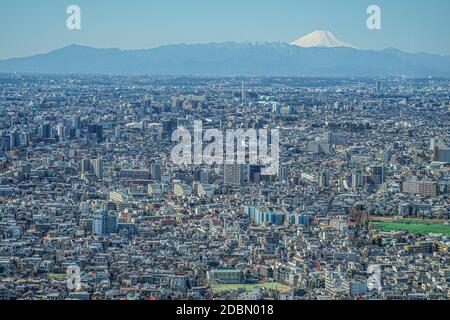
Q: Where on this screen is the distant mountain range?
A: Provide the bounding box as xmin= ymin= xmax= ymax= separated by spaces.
xmin=1 ymin=32 xmax=449 ymax=77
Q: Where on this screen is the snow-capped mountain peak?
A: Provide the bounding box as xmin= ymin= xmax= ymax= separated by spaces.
xmin=290 ymin=30 xmax=356 ymax=48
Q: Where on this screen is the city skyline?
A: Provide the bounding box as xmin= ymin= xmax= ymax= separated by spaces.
xmin=1 ymin=0 xmax=450 ymax=60
xmin=0 ymin=74 xmax=448 ymax=301
xmin=0 ymin=0 xmax=449 ymax=305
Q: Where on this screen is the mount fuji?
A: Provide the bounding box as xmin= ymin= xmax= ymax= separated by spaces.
xmin=290 ymin=30 xmax=357 ymax=49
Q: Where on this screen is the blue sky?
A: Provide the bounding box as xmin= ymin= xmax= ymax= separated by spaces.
xmin=0 ymin=0 xmax=449 ymax=59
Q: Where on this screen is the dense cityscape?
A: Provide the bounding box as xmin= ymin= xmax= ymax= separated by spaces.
xmin=0 ymin=74 xmax=448 ymax=300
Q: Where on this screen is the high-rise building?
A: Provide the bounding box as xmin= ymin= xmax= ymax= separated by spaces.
xmin=371 ymin=166 xmax=386 ymax=187
xmin=0 ymin=136 xmax=11 ymax=151
xmin=9 ymin=130 xmax=20 ymax=149
xmin=81 ymin=159 xmax=92 ymax=174
xmin=376 ymin=81 xmax=382 ymax=93
xmin=143 ymin=96 xmax=153 ymax=114
xmin=318 ymin=171 xmax=329 ymax=187
xmin=199 ymin=169 xmax=212 ymax=184
xmin=92 ymin=158 xmax=104 ymax=179
xmin=248 ymin=164 xmax=265 ymax=184
xmin=151 ymin=163 xmax=162 ymax=181
xmin=162 ymin=118 xmax=178 ymax=139
xmin=92 ymin=212 xmax=117 ymax=236
xmin=87 ymin=124 xmax=104 ymax=142
xmin=278 ymin=166 xmax=288 ymax=183
xmin=41 ymin=123 xmax=53 ymax=139
xmin=224 ymin=163 xmax=245 ymax=186
xmin=324 ymin=131 xmax=342 ymax=145
xmin=352 ymin=173 xmax=364 ymax=188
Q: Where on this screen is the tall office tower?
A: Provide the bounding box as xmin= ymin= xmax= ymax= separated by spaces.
xmin=41 ymin=122 xmax=53 ymax=139
xmin=376 ymin=81 xmax=381 ymax=93
xmin=247 ymin=164 xmax=264 ymax=184
xmin=20 ymin=131 xmax=31 ymax=147
xmin=278 ymin=166 xmax=288 ymax=183
xmin=171 ymin=97 xmax=183 ymax=113
xmin=352 ymin=172 xmax=364 ymax=188
xmin=318 ymin=171 xmax=329 ymax=187
xmin=72 ymin=116 xmax=81 ymax=129
xmin=87 ymin=124 xmax=104 ymax=142
xmin=193 ymin=169 xmax=202 ymax=182
xmin=324 ymin=131 xmax=342 ymax=145
xmin=200 ymin=169 xmax=212 ymax=184
xmin=151 ymin=163 xmax=162 ymax=181
xmin=324 ymin=131 xmax=333 ymax=143
xmin=92 ymin=212 xmax=117 ymax=236
xmin=92 ymin=158 xmax=104 ymax=179
xmin=370 ymin=166 xmax=386 ymax=187
xmin=56 ymin=124 xmax=65 ymax=140
xmin=143 ymin=95 xmax=153 ymax=114
xmin=80 ymin=159 xmax=92 ymax=174
xmin=162 ymin=118 xmax=177 ymax=140
xmin=224 ymin=163 xmax=245 ymax=186
xmin=9 ymin=130 xmax=20 ymax=149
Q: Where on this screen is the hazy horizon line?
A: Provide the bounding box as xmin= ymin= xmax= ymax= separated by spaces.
xmin=2 ymin=40 xmax=450 ymax=61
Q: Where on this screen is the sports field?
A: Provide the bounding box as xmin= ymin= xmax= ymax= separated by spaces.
xmin=48 ymin=274 xmax=66 ymax=279
xmin=374 ymin=222 xmax=450 ymax=236
xmin=211 ymin=282 xmax=292 ymax=293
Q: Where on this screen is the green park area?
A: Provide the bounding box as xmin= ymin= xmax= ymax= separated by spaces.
xmin=48 ymin=274 xmax=66 ymax=279
xmin=211 ymin=282 xmax=292 ymax=293
xmin=374 ymin=222 xmax=450 ymax=236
